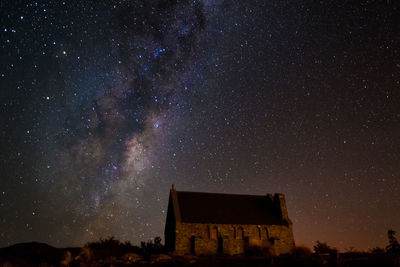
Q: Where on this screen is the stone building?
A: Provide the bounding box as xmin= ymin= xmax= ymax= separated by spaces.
xmin=164 ymin=186 xmax=295 ymax=256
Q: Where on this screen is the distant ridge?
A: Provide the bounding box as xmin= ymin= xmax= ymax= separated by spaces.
xmin=0 ymin=242 xmax=62 ymax=266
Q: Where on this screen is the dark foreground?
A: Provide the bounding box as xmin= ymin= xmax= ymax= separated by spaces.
xmin=1 ymin=242 xmax=399 ymax=267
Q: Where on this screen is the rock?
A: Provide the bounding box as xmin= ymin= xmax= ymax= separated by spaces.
xmin=151 ymin=254 xmax=173 ymax=262
xmin=121 ymin=252 xmax=143 ymax=263
xmin=60 ymin=250 xmax=73 ymax=266
xmin=104 ymin=256 xmax=119 ymax=265
xmin=74 ymin=247 xmax=92 ymax=262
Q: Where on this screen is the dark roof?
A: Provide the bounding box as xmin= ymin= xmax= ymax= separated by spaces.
xmin=176 ymin=191 xmax=284 ymax=225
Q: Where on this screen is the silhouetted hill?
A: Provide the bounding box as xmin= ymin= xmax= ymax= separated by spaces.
xmin=0 ymin=242 xmax=62 ymax=266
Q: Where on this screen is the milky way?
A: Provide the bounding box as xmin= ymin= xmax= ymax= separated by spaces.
xmin=1 ymin=1 xmax=400 ymax=250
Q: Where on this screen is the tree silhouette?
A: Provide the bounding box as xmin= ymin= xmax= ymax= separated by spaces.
xmin=386 ymin=229 xmax=400 ymax=255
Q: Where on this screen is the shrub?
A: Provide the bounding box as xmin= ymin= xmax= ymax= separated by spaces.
xmin=140 ymin=236 xmax=165 ymax=261
xmin=244 ymin=245 xmax=274 ymax=258
xmin=313 ymin=241 xmax=338 ymax=255
xmin=292 ymin=245 xmax=312 ymax=260
xmin=85 ymin=236 xmax=141 ymax=258
xmin=370 ymin=247 xmax=385 ymax=254
xmin=386 ymin=229 xmax=400 ymax=255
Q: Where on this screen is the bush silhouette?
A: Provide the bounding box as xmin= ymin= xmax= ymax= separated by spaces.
xmin=292 ymin=245 xmax=312 ymax=259
xmin=85 ymin=236 xmax=141 ymax=258
xmin=244 ymin=245 xmax=274 ymax=258
xmin=140 ymin=236 xmax=165 ymax=261
xmin=386 ymin=229 xmax=400 ymax=255
xmin=370 ymin=247 xmax=385 ymax=254
xmin=313 ymin=241 xmax=338 ymax=255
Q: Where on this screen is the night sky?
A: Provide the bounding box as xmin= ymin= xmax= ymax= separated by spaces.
xmin=1 ymin=0 xmax=399 ymax=250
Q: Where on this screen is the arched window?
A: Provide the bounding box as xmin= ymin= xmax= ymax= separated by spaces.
xmin=210 ymin=226 xmax=218 ymax=239
xmin=257 ymin=227 xmax=262 ymax=240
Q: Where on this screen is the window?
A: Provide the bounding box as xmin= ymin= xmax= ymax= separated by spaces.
xmin=237 ymin=227 xmax=244 ymax=239
xmin=210 ymin=226 xmax=218 ymax=239
xmin=190 ymin=236 xmax=195 ymax=254
xmin=265 ymin=227 xmax=270 ymax=240
xmin=257 ymin=227 xmax=262 ymax=240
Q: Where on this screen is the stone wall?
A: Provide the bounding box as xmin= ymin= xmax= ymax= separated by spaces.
xmin=174 ymin=222 xmax=295 ymax=256
xmin=267 ymin=224 xmax=295 ymax=255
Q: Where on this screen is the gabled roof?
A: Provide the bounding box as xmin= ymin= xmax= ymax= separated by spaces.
xmin=173 ymin=190 xmax=287 ymax=225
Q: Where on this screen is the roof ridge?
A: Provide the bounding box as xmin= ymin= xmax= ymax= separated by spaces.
xmin=176 ymin=190 xmax=270 ymax=197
